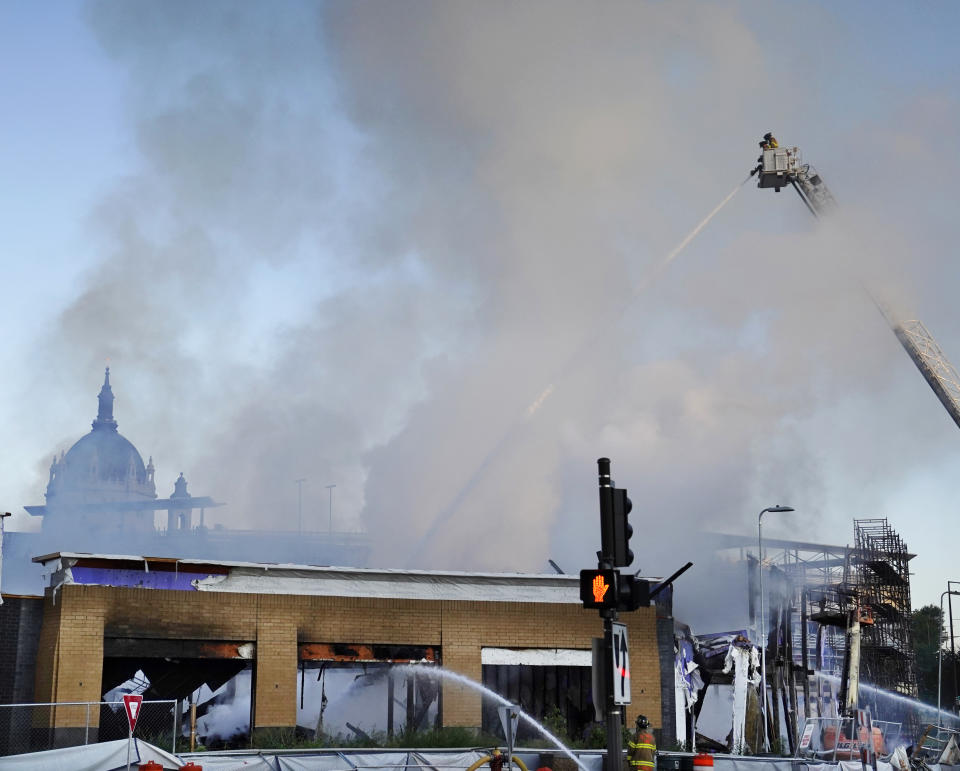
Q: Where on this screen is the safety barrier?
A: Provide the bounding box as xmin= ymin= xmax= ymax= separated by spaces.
xmin=0 ymin=699 xmax=177 ymax=756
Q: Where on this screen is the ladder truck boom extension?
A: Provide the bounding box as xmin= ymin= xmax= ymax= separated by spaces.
xmin=752 ymin=132 xmax=960 ymax=432
xmin=892 ymin=319 xmax=960 ymax=430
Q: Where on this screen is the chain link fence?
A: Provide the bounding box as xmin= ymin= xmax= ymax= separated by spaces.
xmin=0 ymin=699 xmax=177 ymax=756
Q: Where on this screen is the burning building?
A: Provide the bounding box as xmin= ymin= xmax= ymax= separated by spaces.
xmin=690 ymin=520 xmax=920 ymax=754
xmin=0 ymin=369 xmax=676 ymax=753
xmin=10 ymin=553 xmax=666 ymax=751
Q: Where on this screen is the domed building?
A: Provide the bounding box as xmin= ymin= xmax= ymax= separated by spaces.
xmin=43 ymin=368 xmax=158 ymax=535
xmin=4 ymin=368 xmax=369 ymax=597
xmin=24 ymin=368 xmax=217 ymax=548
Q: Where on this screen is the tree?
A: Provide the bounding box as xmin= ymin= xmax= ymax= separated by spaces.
xmin=911 ymin=604 xmax=959 ymax=711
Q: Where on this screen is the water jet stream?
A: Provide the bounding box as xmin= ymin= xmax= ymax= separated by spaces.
xmin=815 ymin=671 xmax=960 ymax=727
xmin=406 ymin=176 xmax=752 ymax=564
xmin=398 ymin=664 xmax=591 ymax=771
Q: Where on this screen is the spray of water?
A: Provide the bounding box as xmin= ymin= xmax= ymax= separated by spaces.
xmin=629 ymin=176 xmax=751 ymax=300
xmin=406 ymin=176 xmax=752 ymax=563
xmin=815 ymin=671 xmax=960 ymax=726
xmin=397 ymin=664 xmax=590 ymax=771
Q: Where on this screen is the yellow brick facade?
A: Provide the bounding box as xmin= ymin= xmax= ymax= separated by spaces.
xmin=34 ymin=584 xmax=662 ymax=733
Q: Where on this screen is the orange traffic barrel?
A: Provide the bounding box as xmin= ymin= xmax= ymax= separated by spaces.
xmin=693 ymin=753 xmax=714 ymax=768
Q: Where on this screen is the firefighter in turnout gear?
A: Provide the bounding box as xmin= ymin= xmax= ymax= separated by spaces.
xmin=628 ymin=715 xmax=656 ymax=771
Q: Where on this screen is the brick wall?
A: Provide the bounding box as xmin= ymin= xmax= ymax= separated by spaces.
xmin=34 ymin=584 xmax=663 ymax=732
xmin=0 ymin=595 xmax=44 ymax=753
xmin=0 ymin=595 xmax=44 ymax=704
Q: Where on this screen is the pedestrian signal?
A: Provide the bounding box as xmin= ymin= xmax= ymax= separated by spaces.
xmin=580 ymin=569 xmax=618 ymax=609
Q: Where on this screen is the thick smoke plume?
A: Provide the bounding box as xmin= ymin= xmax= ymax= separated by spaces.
xmin=9 ymin=1 xmax=960 ymax=620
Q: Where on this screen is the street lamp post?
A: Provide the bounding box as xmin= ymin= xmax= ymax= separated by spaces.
xmin=0 ymin=512 xmax=11 ymax=603
xmin=295 ymin=479 xmax=306 ymax=535
xmin=949 ymin=580 xmax=960 ymax=714
xmin=326 ymin=484 xmax=336 ymax=534
xmin=939 ymin=587 xmax=960 ymax=727
xmin=758 ymin=504 xmax=794 ymax=752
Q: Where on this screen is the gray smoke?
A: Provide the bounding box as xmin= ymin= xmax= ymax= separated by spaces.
xmin=13 ymin=1 xmax=960 ymax=621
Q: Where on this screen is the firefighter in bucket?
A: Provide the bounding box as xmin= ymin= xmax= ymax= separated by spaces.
xmin=629 ymin=715 xmax=656 ymax=771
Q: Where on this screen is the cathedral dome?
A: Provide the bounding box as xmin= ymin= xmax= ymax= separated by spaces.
xmin=58 ymin=429 xmax=147 ymax=488
xmin=46 ymin=368 xmax=156 ymax=503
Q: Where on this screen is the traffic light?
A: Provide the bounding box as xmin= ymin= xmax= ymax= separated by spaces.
xmin=611 ymin=487 xmax=633 ymax=567
xmin=580 ymin=569 xmax=619 ymax=609
xmin=599 ymin=484 xmax=616 ymax=563
xmin=616 ymin=574 xmax=650 ymax=612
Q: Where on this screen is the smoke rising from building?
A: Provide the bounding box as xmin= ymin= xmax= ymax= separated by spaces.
xmin=5 ymin=1 xmax=960 ymax=619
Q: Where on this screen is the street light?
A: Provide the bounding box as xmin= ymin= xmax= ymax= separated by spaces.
xmin=295 ymin=479 xmax=307 ymax=535
xmin=758 ymin=504 xmax=794 ymax=752
xmin=326 ymin=484 xmax=336 ymax=534
xmin=939 ymin=587 xmax=960 ymax=727
xmin=0 ymin=512 xmax=11 ymax=602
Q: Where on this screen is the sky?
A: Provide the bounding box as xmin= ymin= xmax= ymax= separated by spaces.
xmin=1 ymin=0 xmax=959 ymax=623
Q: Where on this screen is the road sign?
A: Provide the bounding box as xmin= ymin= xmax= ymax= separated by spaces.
xmin=799 ymin=721 xmax=815 ymax=750
xmin=498 ymin=704 xmax=519 ymax=745
xmin=123 ymin=693 xmax=143 ymax=733
xmin=590 ymin=637 xmax=607 ymax=721
xmin=611 ymin=622 xmax=630 ymax=705
xmin=498 ymin=704 xmax=520 ymax=771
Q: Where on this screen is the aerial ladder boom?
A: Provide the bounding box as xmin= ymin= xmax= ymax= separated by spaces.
xmin=752 ymin=133 xmax=960 ymax=432
xmin=892 ymin=319 xmax=960 ymax=430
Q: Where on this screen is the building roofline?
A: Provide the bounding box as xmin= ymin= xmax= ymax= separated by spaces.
xmin=35 ymin=550 xmax=666 ymax=582
xmin=708 ymin=531 xmax=916 ymax=560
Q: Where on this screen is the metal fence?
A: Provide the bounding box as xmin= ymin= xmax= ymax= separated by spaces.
xmin=0 ymin=699 xmax=177 ymax=756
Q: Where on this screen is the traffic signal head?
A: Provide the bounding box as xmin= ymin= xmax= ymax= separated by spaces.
xmin=616 ymin=574 xmax=650 ymax=612
xmin=612 ymin=488 xmax=633 ymax=567
xmin=580 ymin=569 xmax=618 ymax=609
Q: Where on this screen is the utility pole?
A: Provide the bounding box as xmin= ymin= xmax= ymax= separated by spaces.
xmin=295 ymin=478 xmax=306 ymax=535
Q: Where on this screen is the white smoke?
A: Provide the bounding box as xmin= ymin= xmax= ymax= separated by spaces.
xmin=5 ymin=1 xmax=960 ymax=619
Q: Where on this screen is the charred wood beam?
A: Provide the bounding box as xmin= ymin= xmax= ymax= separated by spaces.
xmin=104 ymin=637 xmax=254 ymax=659
xmin=298 ymin=643 xmax=438 ymax=663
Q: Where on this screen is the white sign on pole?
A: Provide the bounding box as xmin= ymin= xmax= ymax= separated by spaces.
xmin=498 ymin=704 xmax=520 ymax=771
xmin=611 ymin=622 xmax=631 ymax=705
xmin=498 ymin=703 xmax=519 ymax=745
xmin=799 ymin=721 xmax=815 ymax=750
xmin=123 ymin=693 xmax=143 ymax=732
xmin=123 ymin=693 xmax=143 ymax=771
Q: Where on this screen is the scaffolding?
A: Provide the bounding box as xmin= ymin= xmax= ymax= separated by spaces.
xmin=854 ymin=518 xmax=917 ymax=698
xmin=711 ymin=518 xmax=917 ymax=725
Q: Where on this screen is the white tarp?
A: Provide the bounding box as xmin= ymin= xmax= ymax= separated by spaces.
xmin=0 ymin=738 xmax=181 ymax=770
xmin=184 ymin=757 xmax=281 ymax=770
xmin=185 ymin=748 xmax=592 ymax=771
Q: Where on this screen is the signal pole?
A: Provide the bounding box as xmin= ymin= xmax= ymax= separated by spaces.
xmin=598 ymin=458 xmax=623 ymax=771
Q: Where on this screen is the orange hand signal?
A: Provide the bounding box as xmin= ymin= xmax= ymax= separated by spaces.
xmin=592 ymin=574 xmax=610 ymax=603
